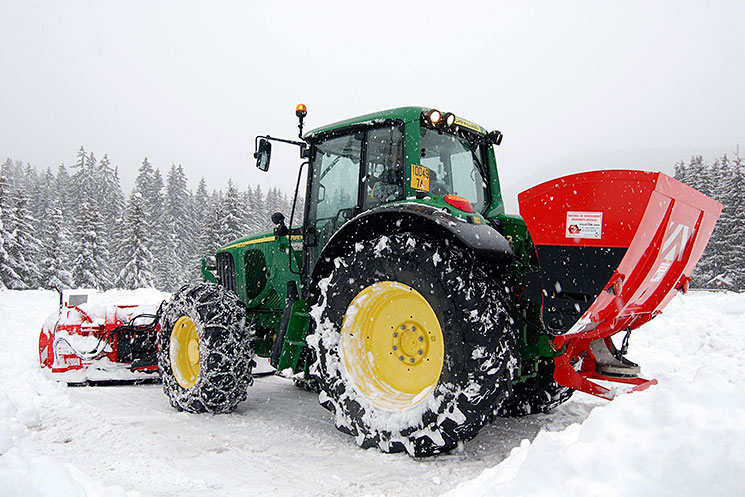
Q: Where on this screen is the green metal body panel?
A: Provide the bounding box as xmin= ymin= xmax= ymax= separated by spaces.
xmin=204 ymin=106 xmax=554 ymax=379
xmin=212 ymin=230 xmax=307 ymax=370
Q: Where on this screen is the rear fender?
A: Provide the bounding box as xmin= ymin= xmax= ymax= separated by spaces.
xmin=311 ymin=203 xmax=514 ymax=286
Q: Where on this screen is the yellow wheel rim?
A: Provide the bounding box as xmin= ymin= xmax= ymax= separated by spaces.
xmin=170 ymin=316 xmax=200 ymax=389
xmin=340 ymin=281 xmax=444 ymax=411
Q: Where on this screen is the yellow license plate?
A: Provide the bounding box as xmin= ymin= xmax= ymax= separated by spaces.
xmin=411 ymin=164 xmax=430 ymax=191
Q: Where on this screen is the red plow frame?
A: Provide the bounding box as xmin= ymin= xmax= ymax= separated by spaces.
xmin=519 ymin=170 xmax=722 ymax=399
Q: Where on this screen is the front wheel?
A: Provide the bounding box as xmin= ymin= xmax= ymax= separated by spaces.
xmin=157 ymin=282 xmax=255 ymax=413
xmin=309 ymin=233 xmax=517 ymax=456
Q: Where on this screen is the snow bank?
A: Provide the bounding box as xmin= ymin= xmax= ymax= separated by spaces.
xmin=1 ymin=289 xmax=743 ymax=497
xmin=445 ymin=291 xmax=745 ymax=497
xmin=1 ymin=447 xmax=131 ymax=497
xmin=0 ymin=289 xmax=168 ymax=497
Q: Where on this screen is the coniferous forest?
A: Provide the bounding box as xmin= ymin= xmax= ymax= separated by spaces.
xmin=674 ymin=150 xmax=744 ymax=290
xmin=0 ymin=147 xmax=298 ymax=291
xmin=1 ymin=147 xmax=742 ymax=291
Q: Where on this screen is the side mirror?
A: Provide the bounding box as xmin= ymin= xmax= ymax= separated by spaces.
xmin=255 ymin=139 xmax=272 ymax=171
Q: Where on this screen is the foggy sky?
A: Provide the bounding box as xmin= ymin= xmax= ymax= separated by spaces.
xmin=1 ymin=0 xmax=743 ymax=211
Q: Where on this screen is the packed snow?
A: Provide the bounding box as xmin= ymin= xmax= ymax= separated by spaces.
xmin=1 ymin=289 xmax=744 ymax=496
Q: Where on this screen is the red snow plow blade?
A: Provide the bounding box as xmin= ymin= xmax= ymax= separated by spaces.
xmin=519 ymin=170 xmax=722 ymax=399
xmin=39 ymin=293 xmax=161 ymax=383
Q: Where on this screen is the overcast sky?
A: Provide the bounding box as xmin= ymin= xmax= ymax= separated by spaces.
xmin=1 ymin=0 xmax=743 ymax=211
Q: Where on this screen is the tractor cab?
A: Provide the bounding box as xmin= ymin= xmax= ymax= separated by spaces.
xmin=255 ymin=106 xmax=506 ymax=278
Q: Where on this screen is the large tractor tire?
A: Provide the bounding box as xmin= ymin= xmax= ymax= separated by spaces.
xmin=157 ymin=282 xmax=255 ymax=413
xmin=308 ymin=233 xmax=517 ymax=456
xmin=497 ymin=357 xmax=573 ymax=416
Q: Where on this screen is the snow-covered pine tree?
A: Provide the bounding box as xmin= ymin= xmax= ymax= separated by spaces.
xmin=720 ymin=152 xmax=745 ymax=287
xmin=241 ymin=187 xmax=255 ymax=235
xmin=184 ymin=178 xmax=211 ymax=282
xmin=39 ymin=201 xmax=74 ymax=289
xmin=115 ymin=191 xmax=155 ymax=289
xmin=220 ymin=180 xmax=245 ymax=243
xmin=95 ymin=154 xmax=125 ymax=233
xmin=248 ymin=184 xmax=266 ymax=231
xmin=157 ymin=164 xmax=193 ymax=290
xmin=688 ymin=156 xmax=712 ymax=198
xmin=264 ymin=186 xmax=278 ymax=220
xmin=70 ymin=201 xmax=110 ymax=289
xmin=55 ymin=163 xmax=75 ymax=220
xmin=35 ymin=167 xmax=57 ymax=228
xmin=3 ymin=188 xmax=43 ymax=289
xmin=0 ymin=159 xmax=12 ymax=179
xmin=134 ymin=157 xmax=164 ymax=229
xmin=193 ymin=178 xmax=209 ymax=220
xmin=93 ymin=154 xmax=126 ymax=285
xmin=0 ymin=174 xmax=21 ymax=289
xmin=122 ymin=157 xmax=159 ymax=287
xmin=0 ymin=159 xmax=24 ymax=186
xmin=71 ymin=147 xmax=97 ymax=201
xmin=21 ymin=163 xmax=41 ymax=221
xmin=150 ymin=168 xmax=165 ymax=227
xmin=704 ymin=154 xmax=733 ymax=286
xmin=198 ymin=191 xmax=225 ymax=257
xmin=149 ymin=168 xmax=168 ymax=288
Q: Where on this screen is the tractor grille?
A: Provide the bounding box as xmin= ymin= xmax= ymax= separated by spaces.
xmin=216 ymin=252 xmax=237 ymax=294
xmin=244 ymin=249 xmax=268 ymax=300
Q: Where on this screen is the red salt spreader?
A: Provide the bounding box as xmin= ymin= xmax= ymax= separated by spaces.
xmin=518 ymin=170 xmax=722 ymax=399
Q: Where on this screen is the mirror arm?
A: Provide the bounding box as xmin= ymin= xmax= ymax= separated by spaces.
xmin=254 ymin=135 xmax=310 ymax=161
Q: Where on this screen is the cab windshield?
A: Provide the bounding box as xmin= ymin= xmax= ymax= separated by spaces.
xmin=419 ymin=127 xmax=488 ymax=212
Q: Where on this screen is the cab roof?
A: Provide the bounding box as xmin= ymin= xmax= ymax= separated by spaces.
xmin=303 ymin=106 xmax=487 ymax=140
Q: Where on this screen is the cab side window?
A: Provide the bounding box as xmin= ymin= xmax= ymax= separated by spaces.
xmin=309 ymin=133 xmax=362 ymax=251
xmin=363 ymin=125 xmax=405 ymax=210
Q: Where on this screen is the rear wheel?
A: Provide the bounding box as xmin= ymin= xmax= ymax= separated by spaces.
xmin=498 ymin=358 xmax=573 ymax=416
xmin=309 ymin=233 xmax=516 ymax=456
xmin=158 ymin=282 xmax=255 ymax=413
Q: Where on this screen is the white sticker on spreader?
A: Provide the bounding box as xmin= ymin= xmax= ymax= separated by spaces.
xmin=566 ymin=211 xmax=603 ymax=239
xmin=650 ymin=261 xmax=672 ymax=283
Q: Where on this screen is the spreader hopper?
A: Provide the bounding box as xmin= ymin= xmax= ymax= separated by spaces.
xmin=519 ymin=170 xmax=722 ymax=398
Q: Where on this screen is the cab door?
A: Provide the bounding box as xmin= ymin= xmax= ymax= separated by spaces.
xmin=304 ymin=132 xmax=363 ymax=269
xmin=303 ymin=124 xmax=405 ymax=275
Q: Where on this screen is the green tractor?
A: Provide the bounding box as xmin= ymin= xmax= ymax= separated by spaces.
xmin=157 ymin=105 xmax=721 ymax=456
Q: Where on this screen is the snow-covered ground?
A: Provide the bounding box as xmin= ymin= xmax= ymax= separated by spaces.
xmin=1 ymin=289 xmax=743 ymax=497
